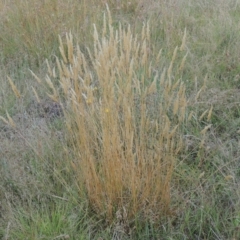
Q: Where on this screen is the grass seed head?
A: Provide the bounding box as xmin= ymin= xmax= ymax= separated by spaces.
xmin=7 ymin=76 xmax=21 ymax=98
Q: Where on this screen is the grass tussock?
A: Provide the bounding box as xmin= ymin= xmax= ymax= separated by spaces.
xmin=38 ymin=8 xmax=188 ymax=223
xmin=1 ymin=0 xmax=240 ymax=239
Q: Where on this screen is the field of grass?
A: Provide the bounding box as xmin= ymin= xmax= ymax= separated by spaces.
xmin=1 ymin=0 xmax=240 ymax=239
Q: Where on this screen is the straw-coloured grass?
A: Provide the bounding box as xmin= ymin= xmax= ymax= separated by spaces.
xmin=32 ymin=7 xmax=188 ymax=224
xmin=2 ymin=1 xmax=240 ymax=238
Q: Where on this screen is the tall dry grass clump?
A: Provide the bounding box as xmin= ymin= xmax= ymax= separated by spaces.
xmin=38 ymin=7 xmax=188 ymax=223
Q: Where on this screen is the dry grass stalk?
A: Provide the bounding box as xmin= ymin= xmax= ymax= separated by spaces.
xmin=7 ymin=76 xmax=21 ymax=98
xmin=0 ymin=111 xmax=16 ymax=128
xmin=31 ymin=86 xmax=41 ymax=103
xmin=38 ymin=8 xmax=188 ymax=223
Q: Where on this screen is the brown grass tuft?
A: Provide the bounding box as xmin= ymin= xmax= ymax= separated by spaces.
xmin=37 ymin=7 xmax=188 ymax=223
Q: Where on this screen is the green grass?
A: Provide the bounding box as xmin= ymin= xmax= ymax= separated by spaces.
xmin=1 ymin=0 xmax=240 ymax=239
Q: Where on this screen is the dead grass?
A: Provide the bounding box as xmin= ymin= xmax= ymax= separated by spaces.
xmin=30 ymin=7 xmax=190 ymax=224
xmin=1 ymin=0 xmax=240 ymax=239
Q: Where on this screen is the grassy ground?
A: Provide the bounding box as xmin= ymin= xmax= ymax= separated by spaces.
xmin=1 ymin=0 xmax=240 ymax=239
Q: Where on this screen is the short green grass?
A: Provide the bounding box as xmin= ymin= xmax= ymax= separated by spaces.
xmin=1 ymin=0 xmax=240 ymax=239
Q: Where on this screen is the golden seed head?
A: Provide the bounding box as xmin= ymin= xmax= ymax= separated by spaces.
xmin=7 ymin=76 xmax=21 ymax=98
